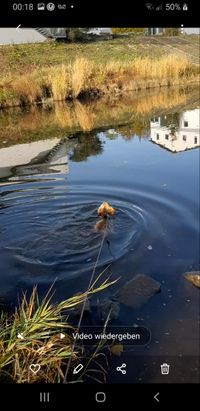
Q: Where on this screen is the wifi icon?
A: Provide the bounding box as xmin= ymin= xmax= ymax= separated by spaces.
xmin=145 ymin=3 xmax=154 ymax=10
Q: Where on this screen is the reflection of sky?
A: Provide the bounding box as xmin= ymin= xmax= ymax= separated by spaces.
xmin=69 ymin=131 xmax=199 ymax=207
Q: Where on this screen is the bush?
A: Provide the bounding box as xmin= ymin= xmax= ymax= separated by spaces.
xmin=112 ymin=28 xmax=145 ymax=35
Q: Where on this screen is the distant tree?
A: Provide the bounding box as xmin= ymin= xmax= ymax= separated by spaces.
xmin=65 ymin=28 xmax=90 ymax=42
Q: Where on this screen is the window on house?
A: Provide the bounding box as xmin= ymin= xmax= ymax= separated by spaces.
xmin=156 ymin=134 xmax=159 ymax=140
xmin=165 ymin=134 xmax=169 ymax=140
xmin=183 ymin=135 xmax=187 ymax=141
xmin=184 ymin=121 xmax=188 ymax=127
xmin=194 ymin=137 xmax=198 ymax=144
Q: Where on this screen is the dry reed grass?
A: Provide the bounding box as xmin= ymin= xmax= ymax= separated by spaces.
xmin=71 ymin=58 xmax=94 ymax=98
xmin=45 ymin=64 xmax=71 ymax=101
xmin=0 ymin=55 xmax=198 ymax=108
xmin=11 ymin=74 xmax=42 ymax=105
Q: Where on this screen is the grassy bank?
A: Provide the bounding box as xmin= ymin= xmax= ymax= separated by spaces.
xmin=1 ymin=35 xmax=199 ymax=76
xmin=0 ymin=52 xmax=199 ymax=108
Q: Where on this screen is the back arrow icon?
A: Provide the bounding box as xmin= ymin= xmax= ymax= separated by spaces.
xmin=16 ymin=24 xmax=21 ymax=32
xmin=154 ymin=392 xmax=160 ymax=402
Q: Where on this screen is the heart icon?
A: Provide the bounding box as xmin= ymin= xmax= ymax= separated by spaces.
xmin=29 ymin=364 xmax=41 ymax=374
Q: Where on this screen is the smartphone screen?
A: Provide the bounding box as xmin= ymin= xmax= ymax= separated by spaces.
xmin=0 ymin=1 xmax=199 ymax=408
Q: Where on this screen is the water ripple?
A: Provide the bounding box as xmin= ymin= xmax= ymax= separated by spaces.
xmin=0 ymin=179 xmax=198 ymax=284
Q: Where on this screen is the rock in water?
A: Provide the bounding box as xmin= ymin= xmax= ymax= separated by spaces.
xmin=73 ymin=297 xmax=91 ymax=317
xmin=96 ymin=299 xmax=120 ymax=321
xmin=183 ymin=271 xmax=200 ymax=289
xmin=115 ymin=274 xmax=161 ymax=308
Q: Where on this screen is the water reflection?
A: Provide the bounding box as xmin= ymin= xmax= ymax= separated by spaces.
xmin=69 ymin=134 xmax=103 ymax=162
xmin=0 ymin=107 xmax=199 ymax=181
xmin=150 ymin=109 xmax=200 ymax=152
xmin=0 ymin=87 xmax=198 ymax=148
xmin=0 ymin=138 xmax=74 ymax=180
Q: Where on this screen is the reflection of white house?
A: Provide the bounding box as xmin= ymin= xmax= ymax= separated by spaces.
xmin=150 ymin=109 xmax=200 ymax=152
xmin=0 ymin=138 xmax=70 ymax=179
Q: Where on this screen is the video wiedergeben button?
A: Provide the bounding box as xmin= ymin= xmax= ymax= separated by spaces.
xmin=71 ymin=326 xmax=151 ymax=346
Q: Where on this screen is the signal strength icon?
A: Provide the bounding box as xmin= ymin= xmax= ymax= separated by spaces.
xmin=145 ymin=3 xmax=154 ymax=10
xmin=156 ymin=4 xmax=162 ymax=10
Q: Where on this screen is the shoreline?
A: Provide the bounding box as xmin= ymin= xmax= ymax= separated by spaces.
xmin=0 ymin=78 xmax=199 ymax=110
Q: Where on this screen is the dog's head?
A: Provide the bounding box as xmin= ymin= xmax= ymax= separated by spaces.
xmin=97 ymin=202 xmax=115 ymax=218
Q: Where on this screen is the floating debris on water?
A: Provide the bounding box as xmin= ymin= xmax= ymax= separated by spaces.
xmin=183 ymin=271 xmax=200 ymax=289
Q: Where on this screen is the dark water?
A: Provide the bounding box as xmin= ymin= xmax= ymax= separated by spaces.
xmin=0 ymin=101 xmax=199 ymax=383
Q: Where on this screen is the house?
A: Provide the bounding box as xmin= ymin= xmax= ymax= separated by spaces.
xmin=150 ymin=109 xmax=200 ymax=153
xmin=146 ymin=27 xmax=200 ymax=35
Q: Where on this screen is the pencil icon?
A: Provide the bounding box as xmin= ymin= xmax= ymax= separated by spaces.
xmin=73 ymin=363 xmax=84 ymax=375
